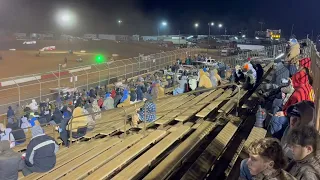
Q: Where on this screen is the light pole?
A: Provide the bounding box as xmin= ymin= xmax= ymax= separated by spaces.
xmin=208 ymin=22 xmax=214 ymax=46
xmin=218 ymin=24 xmax=223 ymax=34
xmin=58 ymin=64 xmax=62 ymax=97
xmin=195 ymin=23 xmax=199 ymax=35
xmin=158 ymin=21 xmax=167 ymax=40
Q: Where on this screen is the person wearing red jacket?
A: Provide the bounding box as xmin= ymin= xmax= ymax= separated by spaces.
xmin=269 ymin=57 xmax=314 ymax=139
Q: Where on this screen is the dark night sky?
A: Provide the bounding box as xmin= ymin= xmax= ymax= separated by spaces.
xmin=0 ymin=0 xmax=318 ymax=38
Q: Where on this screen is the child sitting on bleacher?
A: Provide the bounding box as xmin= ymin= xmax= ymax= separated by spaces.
xmin=131 ymin=94 xmax=156 ymax=127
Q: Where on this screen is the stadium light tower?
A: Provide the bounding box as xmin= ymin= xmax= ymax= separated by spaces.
xmin=158 ymin=21 xmax=168 ymax=39
xmin=194 ymin=23 xmax=199 ymax=35
xmin=55 ymin=9 xmax=77 ymax=30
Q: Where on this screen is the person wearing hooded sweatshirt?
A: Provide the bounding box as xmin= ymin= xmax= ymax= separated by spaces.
xmin=130 ymin=88 xmax=137 ymax=102
xmin=173 ymin=75 xmax=188 ymax=95
xmin=67 ymin=107 xmax=88 ymax=138
xmin=91 ymin=100 xmax=101 ymax=120
xmin=272 ymin=59 xmax=290 ymax=86
xmin=59 ymin=106 xmax=72 ymax=147
xmin=269 ymin=57 xmax=314 ymax=138
xmin=198 ymin=69 xmax=213 ymax=89
xmin=285 ymin=126 xmax=320 ymax=180
xmin=114 ymin=89 xmax=122 ymax=108
xmin=209 ymin=70 xmax=218 ymax=88
xmin=29 ymin=99 xmax=38 ymax=112
xmin=103 ymin=93 xmax=115 ymax=110
xmin=132 ymin=93 xmax=156 ymax=127
xmin=136 ymin=82 xmax=144 ymax=101
xmin=0 ymin=140 xmax=25 ymax=180
xmin=51 ymin=107 xmax=63 ymax=125
xmin=0 ymin=123 xmax=15 ymax=148
xmin=6 ymin=120 xmax=26 ymax=145
xmin=117 ymin=89 xmax=131 ymax=107
xmin=7 ymin=106 xmax=15 ymax=123
xmin=23 ymin=125 xmax=59 ymax=176
xmin=280 ymin=101 xmax=315 ymax=160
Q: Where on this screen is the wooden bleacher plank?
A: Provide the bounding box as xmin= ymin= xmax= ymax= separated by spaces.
xmin=175 ymin=89 xmax=224 ymax=122
xmin=143 ymin=121 xmax=216 ymax=180
xmin=21 ymin=138 xmax=115 ymax=180
xmin=243 ymin=127 xmax=267 ymax=153
xmin=225 ymin=139 xmax=246 ymax=177
xmin=180 ymin=122 xmax=238 ymax=180
xmin=84 ymin=130 xmax=167 ymax=180
xmin=218 ymin=89 xmax=248 ymax=113
xmin=196 ymin=89 xmax=233 ymax=118
xmin=58 ymin=134 xmax=144 ymax=180
xmin=155 ymin=95 xmax=196 ymax=126
xmin=113 ymin=126 xmax=191 ymax=180
xmin=37 ymin=137 xmax=135 ymax=180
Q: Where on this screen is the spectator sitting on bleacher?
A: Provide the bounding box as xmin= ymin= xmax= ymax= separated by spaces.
xmin=59 ymin=106 xmax=72 ymax=147
xmin=51 ymin=107 xmax=63 ymax=125
xmin=21 ymin=116 xmax=31 ymax=133
xmin=91 ymin=100 xmax=101 ymax=120
xmin=0 ymin=123 xmax=15 ymax=148
xmin=136 ymin=82 xmax=145 ymax=101
xmin=67 ymin=107 xmax=88 ymax=138
xmin=117 ymin=89 xmax=131 ymax=107
xmin=285 ymin=126 xmax=320 ymax=179
xmin=198 ymin=69 xmax=213 ymax=89
xmin=28 ymin=99 xmax=38 ymax=112
xmin=6 ymin=120 xmax=26 ymax=145
xmin=131 ymin=94 xmax=156 ymax=127
xmin=22 ymin=125 xmax=59 ymax=176
xmin=114 ymin=89 xmax=122 ymax=107
xmin=7 ymin=106 xmax=15 ymax=123
xmin=173 ymin=75 xmax=187 ymax=95
xmin=239 ymin=138 xmax=295 ymax=180
xmin=281 ymin=101 xmax=315 ymax=160
xmin=209 ymin=70 xmax=218 ymax=88
xmin=269 ymin=62 xmax=314 ymax=139
xmin=0 ymin=140 xmax=25 ymax=180
xmin=103 ymin=93 xmax=114 ymax=110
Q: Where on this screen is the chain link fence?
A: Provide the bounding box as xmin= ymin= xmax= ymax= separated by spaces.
xmin=0 ymin=48 xmax=200 ymax=115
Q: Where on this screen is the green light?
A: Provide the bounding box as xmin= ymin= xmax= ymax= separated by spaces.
xmin=95 ymin=55 xmax=105 ymax=64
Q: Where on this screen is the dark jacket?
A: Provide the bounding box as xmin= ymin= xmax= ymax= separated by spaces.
xmin=287 ymin=154 xmax=320 ymax=180
xmin=272 ymin=62 xmax=290 ymax=86
xmin=114 ymin=94 xmax=122 ymax=107
xmin=6 ymin=122 xmax=26 ymax=143
xmin=25 ymin=126 xmax=59 ymax=172
xmin=51 ymin=108 xmax=63 ymax=124
xmin=136 ymin=85 xmax=144 ymax=101
xmin=0 ymin=141 xmax=24 ymax=180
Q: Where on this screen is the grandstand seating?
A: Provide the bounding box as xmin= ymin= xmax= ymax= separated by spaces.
xmin=18 ymin=62 xmax=273 ymax=180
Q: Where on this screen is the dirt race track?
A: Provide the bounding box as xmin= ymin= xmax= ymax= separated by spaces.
xmin=0 ymin=39 xmax=185 ymax=116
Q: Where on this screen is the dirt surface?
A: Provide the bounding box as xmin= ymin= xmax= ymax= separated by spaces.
xmin=0 ymin=40 xmax=192 ymax=115
xmin=0 ymin=39 xmax=175 ymax=79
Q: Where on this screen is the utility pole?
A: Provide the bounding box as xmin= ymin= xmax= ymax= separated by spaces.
xmin=290 ymin=24 xmax=294 ymax=37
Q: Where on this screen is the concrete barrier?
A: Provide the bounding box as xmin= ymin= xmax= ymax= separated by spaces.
xmin=0 ymin=76 xmax=41 ymax=87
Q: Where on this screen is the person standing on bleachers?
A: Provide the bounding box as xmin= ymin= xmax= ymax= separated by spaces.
xmin=0 ymin=140 xmax=25 ymax=180
xmin=239 ymin=138 xmax=295 ymax=180
xmin=22 ymin=125 xmax=59 ymax=176
xmin=285 ymin=126 xmax=320 ymax=179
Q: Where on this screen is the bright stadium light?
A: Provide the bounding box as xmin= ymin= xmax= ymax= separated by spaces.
xmin=195 ymin=23 xmax=199 ymax=28
xmin=210 ymin=22 xmax=214 ymax=26
xmin=55 ymin=9 xmax=77 ymax=29
xmin=218 ymin=24 xmax=223 ymax=28
xmin=162 ymin=21 xmax=167 ymax=26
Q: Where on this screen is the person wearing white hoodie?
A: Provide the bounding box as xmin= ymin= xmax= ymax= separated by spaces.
xmin=0 ymin=123 xmax=15 ymax=148
xmin=29 ymin=99 xmax=38 ymax=112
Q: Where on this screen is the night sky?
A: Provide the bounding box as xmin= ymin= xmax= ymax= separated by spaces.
xmin=0 ymin=0 xmax=318 ymax=38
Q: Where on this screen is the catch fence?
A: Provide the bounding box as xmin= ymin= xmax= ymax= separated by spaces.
xmin=0 ymin=48 xmax=200 ymax=114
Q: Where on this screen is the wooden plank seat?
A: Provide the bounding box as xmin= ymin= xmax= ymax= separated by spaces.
xmin=243 ymin=127 xmax=267 ymax=154
xmin=175 ymin=89 xmax=225 ymax=122
xmin=83 ymin=130 xmax=167 ymax=180
xmin=113 ymin=126 xmax=191 ymax=180
xmin=218 ymin=89 xmax=248 ymax=114
xmin=225 ymin=139 xmax=246 ymax=178
xmin=143 ymin=121 xmax=217 ymax=180
xmin=155 ymin=95 xmax=197 ymax=126
xmin=196 ymin=89 xmax=233 ymax=118
xmin=21 ymin=138 xmax=116 ymax=180
xmin=180 ymin=122 xmax=238 ymax=180
xmin=38 ymin=135 xmax=143 ymax=180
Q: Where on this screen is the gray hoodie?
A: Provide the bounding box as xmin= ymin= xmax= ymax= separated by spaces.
xmin=0 ymin=141 xmax=24 ymax=180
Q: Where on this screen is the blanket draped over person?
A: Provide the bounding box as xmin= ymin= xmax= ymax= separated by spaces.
xmin=198 ymin=69 xmax=213 ymax=88
xmin=68 ymin=107 xmax=87 ymax=133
